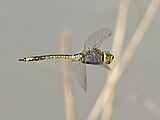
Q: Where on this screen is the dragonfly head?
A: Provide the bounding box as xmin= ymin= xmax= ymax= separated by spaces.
xmin=102 ymin=51 xmax=114 ymax=64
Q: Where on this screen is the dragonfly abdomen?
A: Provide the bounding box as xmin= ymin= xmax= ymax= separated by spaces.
xmin=18 ymin=54 xmax=74 ymax=62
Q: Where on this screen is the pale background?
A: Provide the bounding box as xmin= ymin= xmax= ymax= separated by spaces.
xmin=0 ymin=0 xmax=160 ymax=120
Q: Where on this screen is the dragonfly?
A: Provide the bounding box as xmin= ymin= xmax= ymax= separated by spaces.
xmin=19 ymin=27 xmax=114 ymax=91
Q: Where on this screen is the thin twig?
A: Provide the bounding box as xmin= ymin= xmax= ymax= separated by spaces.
xmin=128 ymin=93 xmax=160 ymax=120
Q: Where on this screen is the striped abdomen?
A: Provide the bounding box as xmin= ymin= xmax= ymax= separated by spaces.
xmin=18 ymin=54 xmax=75 ymax=62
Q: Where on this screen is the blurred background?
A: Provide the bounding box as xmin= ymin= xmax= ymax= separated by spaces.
xmin=0 ymin=0 xmax=160 ymax=120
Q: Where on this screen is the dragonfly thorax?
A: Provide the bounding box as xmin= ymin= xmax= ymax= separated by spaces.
xmin=74 ymin=48 xmax=103 ymax=65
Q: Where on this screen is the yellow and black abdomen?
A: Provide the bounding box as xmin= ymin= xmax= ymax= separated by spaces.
xmin=18 ymin=54 xmax=74 ymax=62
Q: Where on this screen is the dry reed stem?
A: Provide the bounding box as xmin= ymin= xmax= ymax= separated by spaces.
xmin=128 ymin=93 xmax=160 ymax=120
xmin=102 ymin=0 xmax=130 ymax=119
xmin=102 ymin=92 xmax=114 ymax=120
xmin=88 ymin=0 xmax=160 ymax=119
xmin=61 ymin=31 xmax=75 ymax=120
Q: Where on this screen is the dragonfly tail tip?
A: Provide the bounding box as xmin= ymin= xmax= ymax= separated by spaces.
xmin=18 ymin=58 xmax=24 ymax=62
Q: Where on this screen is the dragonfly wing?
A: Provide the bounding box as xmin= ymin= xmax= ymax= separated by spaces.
xmin=73 ymin=62 xmax=87 ymax=91
xmin=84 ymin=27 xmax=111 ymax=51
xmin=102 ymin=64 xmax=111 ymax=71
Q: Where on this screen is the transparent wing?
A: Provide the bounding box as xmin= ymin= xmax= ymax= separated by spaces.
xmin=72 ymin=61 xmax=87 ymax=91
xmin=84 ymin=27 xmax=111 ymax=51
xmin=102 ymin=64 xmax=111 ymax=71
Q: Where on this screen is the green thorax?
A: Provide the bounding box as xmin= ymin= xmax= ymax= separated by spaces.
xmin=74 ymin=48 xmax=114 ymax=65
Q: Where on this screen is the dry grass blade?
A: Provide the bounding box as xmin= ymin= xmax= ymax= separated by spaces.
xmin=111 ymin=0 xmax=130 ymax=60
xmin=61 ymin=30 xmax=75 ymax=120
xmin=87 ymin=0 xmax=160 ymax=119
xmin=102 ymin=0 xmax=130 ymax=119
xmin=128 ymin=93 xmax=160 ymax=120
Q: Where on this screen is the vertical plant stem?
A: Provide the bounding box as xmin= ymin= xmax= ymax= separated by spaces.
xmin=62 ymin=30 xmax=75 ymax=120
xmin=102 ymin=0 xmax=130 ymax=119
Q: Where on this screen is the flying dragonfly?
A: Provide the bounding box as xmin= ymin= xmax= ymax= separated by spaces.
xmin=19 ymin=27 xmax=114 ymax=91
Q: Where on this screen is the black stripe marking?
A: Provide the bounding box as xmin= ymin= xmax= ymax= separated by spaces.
xmin=102 ymin=52 xmax=104 ymax=62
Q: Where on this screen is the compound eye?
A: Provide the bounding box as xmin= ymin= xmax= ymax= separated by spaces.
xmin=112 ymin=56 xmax=114 ymax=59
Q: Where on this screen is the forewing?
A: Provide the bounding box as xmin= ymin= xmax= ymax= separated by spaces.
xmin=73 ymin=62 xmax=87 ymax=91
xmin=84 ymin=27 xmax=111 ymax=51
